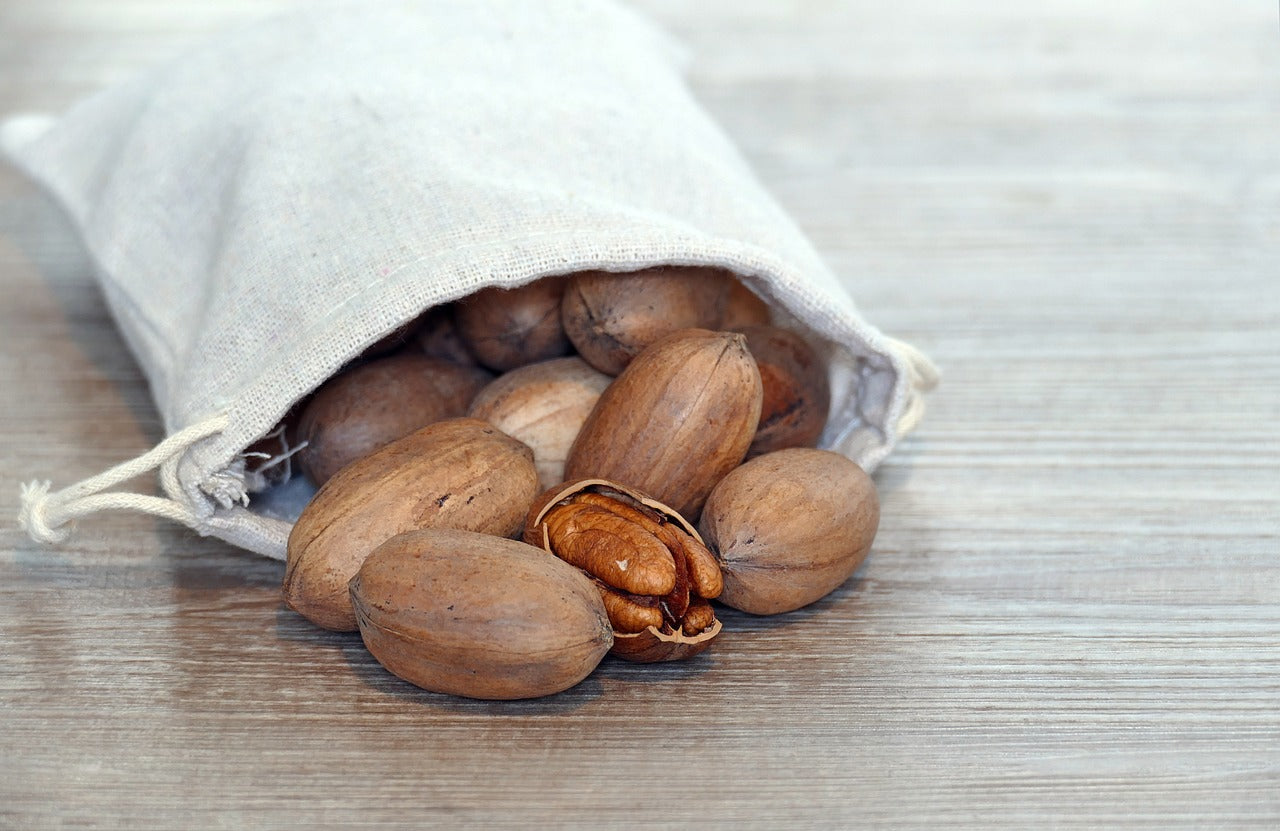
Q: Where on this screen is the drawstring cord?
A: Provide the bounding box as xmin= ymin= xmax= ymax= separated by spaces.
xmin=885 ymin=337 xmax=940 ymax=437
xmin=18 ymin=414 xmax=230 ymax=544
xmin=16 ymin=338 xmax=934 ymax=546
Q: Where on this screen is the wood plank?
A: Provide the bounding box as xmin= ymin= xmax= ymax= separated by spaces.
xmin=1 ymin=1 xmax=1277 ymax=827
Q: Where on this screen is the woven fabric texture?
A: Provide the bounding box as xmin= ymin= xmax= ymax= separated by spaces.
xmin=3 ymin=0 xmax=930 ymax=559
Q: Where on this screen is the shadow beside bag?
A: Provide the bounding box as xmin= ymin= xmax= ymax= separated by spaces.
xmin=4 ymin=0 xmax=935 ymax=559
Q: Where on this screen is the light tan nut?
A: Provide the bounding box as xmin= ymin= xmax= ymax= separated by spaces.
xmin=284 ymin=418 xmax=539 ymax=631
xmin=698 ymin=448 xmax=879 ymax=615
xmin=467 ymin=357 xmax=611 ymax=491
xmin=564 ymin=328 xmax=762 ymax=520
xmin=350 ymin=528 xmax=612 ymax=700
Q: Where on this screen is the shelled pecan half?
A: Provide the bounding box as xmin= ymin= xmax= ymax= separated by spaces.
xmin=525 ymin=479 xmax=723 ymax=662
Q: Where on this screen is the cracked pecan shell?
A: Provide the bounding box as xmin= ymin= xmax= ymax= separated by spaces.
xmin=525 ymin=479 xmax=723 ymax=663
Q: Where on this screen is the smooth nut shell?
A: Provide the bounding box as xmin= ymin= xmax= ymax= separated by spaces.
xmin=720 ymin=279 xmax=772 ymax=330
xmin=467 ymin=357 xmax=612 ymax=491
xmin=740 ymin=325 xmax=831 ymax=458
xmin=454 ymin=278 xmax=570 ymax=371
xmin=561 ymin=267 xmax=733 ymax=375
xmin=296 ymin=354 xmax=492 ymax=485
xmin=698 ymin=448 xmax=879 ymax=615
xmin=412 ymin=304 xmax=479 ymax=366
xmin=284 ymin=418 xmax=539 ymax=631
xmin=350 ymin=528 xmax=612 ymax=700
xmin=565 ymin=328 xmax=762 ymax=520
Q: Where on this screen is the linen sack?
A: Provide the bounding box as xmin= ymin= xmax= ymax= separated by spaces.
xmin=5 ymin=0 xmax=936 ymax=560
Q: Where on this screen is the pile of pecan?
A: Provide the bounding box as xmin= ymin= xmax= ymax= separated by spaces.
xmin=269 ymin=267 xmax=880 ymax=698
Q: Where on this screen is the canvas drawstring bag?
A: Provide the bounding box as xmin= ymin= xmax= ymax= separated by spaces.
xmin=5 ymin=0 xmax=937 ymax=560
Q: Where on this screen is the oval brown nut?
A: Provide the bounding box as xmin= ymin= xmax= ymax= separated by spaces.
xmin=565 ymin=328 xmax=763 ymax=520
xmin=412 ymin=303 xmax=479 ymax=366
xmin=525 ymin=479 xmax=723 ymax=663
xmin=350 ymin=528 xmax=613 ymax=700
xmin=720 ymin=279 xmax=772 ymax=330
xmin=698 ymin=448 xmax=879 ymax=615
xmin=467 ymin=357 xmax=612 ymax=491
xmin=454 ymin=277 xmax=570 ymax=372
xmin=561 ymin=267 xmax=733 ymax=375
xmin=739 ymin=325 xmax=831 ymax=458
xmin=295 ymin=353 xmax=492 ymax=486
xmin=358 ymin=319 xmax=416 ymax=359
xmin=284 ymin=418 xmax=539 ymax=631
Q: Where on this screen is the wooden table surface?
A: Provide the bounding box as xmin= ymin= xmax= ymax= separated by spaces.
xmin=2 ymin=1 xmax=1277 ymax=827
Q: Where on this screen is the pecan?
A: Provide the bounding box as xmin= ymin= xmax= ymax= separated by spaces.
xmin=525 ymin=479 xmax=724 ymax=662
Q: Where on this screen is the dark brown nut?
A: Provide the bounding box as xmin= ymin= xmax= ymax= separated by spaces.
xmin=454 ymin=277 xmax=570 ymax=371
xmin=697 ymin=448 xmax=879 ymax=615
xmin=284 ymin=418 xmax=539 ymax=631
xmin=412 ymin=304 xmax=478 ymax=366
xmin=525 ymin=479 xmax=722 ymax=662
xmin=560 ymin=267 xmax=734 ymax=375
xmin=359 ymin=320 xmax=416 ymax=359
xmin=350 ymin=528 xmax=612 ymax=699
xmin=739 ymin=325 xmax=831 ymax=458
xmin=467 ymin=357 xmax=612 ymax=491
xmin=720 ymin=279 xmax=772 ymax=330
xmin=565 ymin=328 xmax=762 ymax=520
xmin=295 ymin=353 xmax=492 ymax=486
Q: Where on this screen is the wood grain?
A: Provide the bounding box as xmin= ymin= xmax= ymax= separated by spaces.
xmin=2 ymin=1 xmax=1278 ymax=827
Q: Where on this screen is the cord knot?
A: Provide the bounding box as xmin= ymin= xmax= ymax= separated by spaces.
xmin=18 ymin=480 xmax=71 ymax=545
xmin=14 ymin=413 xmax=230 ymax=547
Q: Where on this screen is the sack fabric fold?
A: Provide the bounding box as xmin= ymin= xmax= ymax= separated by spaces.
xmin=5 ymin=0 xmax=935 ymax=559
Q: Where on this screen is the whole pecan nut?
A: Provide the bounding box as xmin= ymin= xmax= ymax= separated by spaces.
xmin=525 ymin=479 xmax=723 ymax=662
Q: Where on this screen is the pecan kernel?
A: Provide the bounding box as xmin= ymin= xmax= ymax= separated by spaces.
xmin=540 ymin=502 xmax=676 ymax=596
xmin=534 ymin=484 xmax=722 ymax=639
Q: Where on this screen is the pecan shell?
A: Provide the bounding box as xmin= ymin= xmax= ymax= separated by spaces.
xmin=454 ymin=277 xmax=571 ymax=371
xmin=698 ymin=448 xmax=880 ymax=615
xmin=295 ymin=353 xmax=492 ymax=486
xmin=564 ymin=328 xmax=763 ymax=520
xmin=560 ymin=267 xmax=733 ymax=375
xmin=284 ymin=418 xmax=539 ymax=631
xmin=349 ymin=528 xmax=612 ymax=700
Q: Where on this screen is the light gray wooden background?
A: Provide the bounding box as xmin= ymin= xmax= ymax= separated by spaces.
xmin=2 ymin=1 xmax=1277 ymax=828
